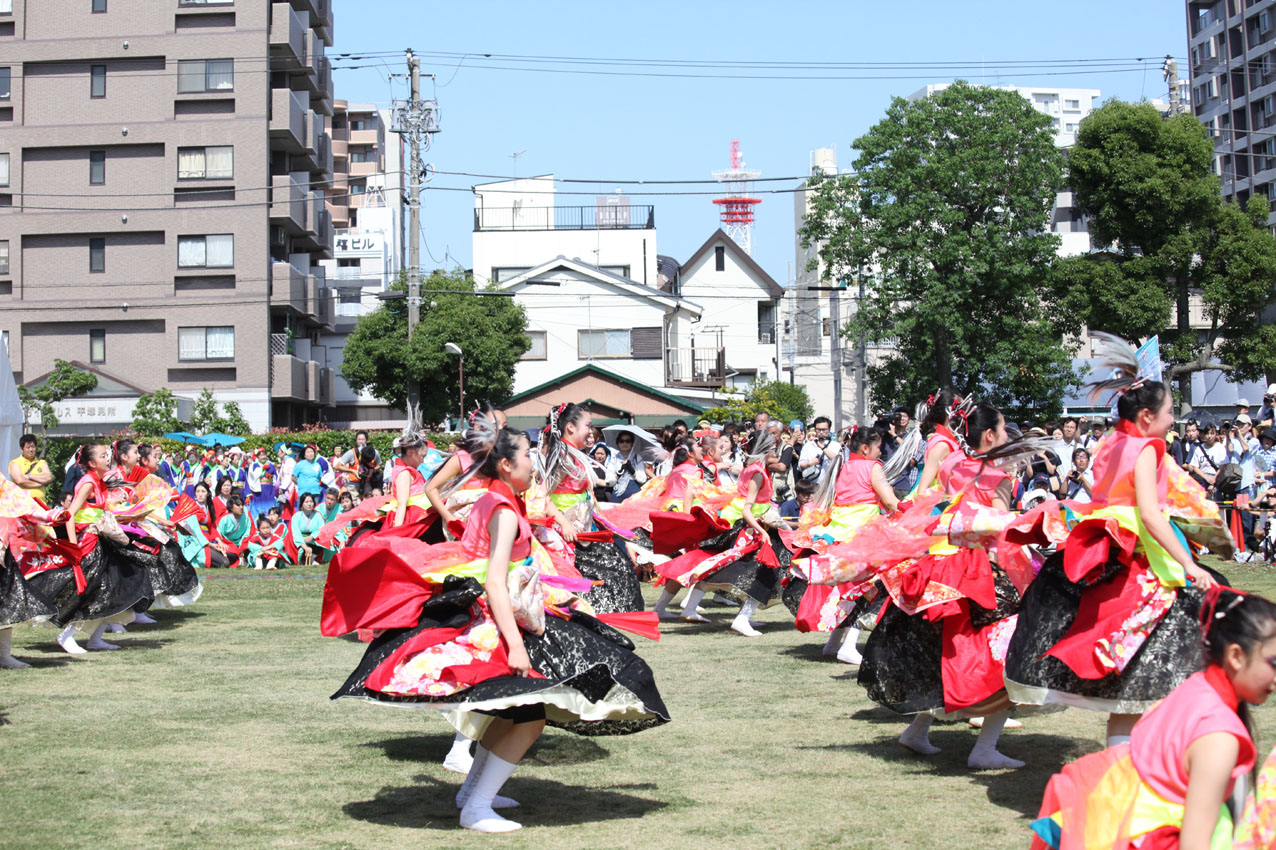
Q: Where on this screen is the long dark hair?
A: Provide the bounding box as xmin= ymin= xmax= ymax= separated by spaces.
xmin=541 ymin=402 xmax=590 ymax=492
xmin=478 ymin=427 xmax=528 ymax=480
xmin=193 ymin=481 xmax=214 ymax=516
xmin=951 ymin=402 xmax=1002 ymax=457
xmin=920 ymin=387 xmax=960 ymax=434
xmin=848 ymin=425 xmax=882 ymax=455
xmin=670 ymin=436 xmax=697 ymax=468
xmin=112 ymin=438 xmax=136 ymax=467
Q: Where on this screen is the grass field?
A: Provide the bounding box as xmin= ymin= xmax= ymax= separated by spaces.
xmin=4 ymin=562 xmax=1276 ymax=850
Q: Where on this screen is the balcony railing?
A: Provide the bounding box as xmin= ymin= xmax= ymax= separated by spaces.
xmin=474 ymin=204 xmax=655 ymax=232
xmin=665 ymin=346 xmax=726 ymax=388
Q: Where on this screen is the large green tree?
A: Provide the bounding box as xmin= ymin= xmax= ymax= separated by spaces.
xmin=17 ymin=359 xmax=99 ymax=447
xmin=131 ymin=388 xmax=183 ymax=435
xmin=340 ymin=269 xmax=530 ymax=424
xmin=702 ymin=380 xmax=814 ymax=426
xmin=1056 ymin=100 xmax=1276 ymax=407
xmin=800 ymin=81 xmax=1074 ymax=423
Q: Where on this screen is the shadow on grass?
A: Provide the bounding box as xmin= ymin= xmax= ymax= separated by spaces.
xmin=827 ymin=728 xmax=1077 ymax=818
xmin=364 ymin=733 xmax=610 ymax=768
xmin=344 ymin=775 xmax=666 ymax=830
xmin=137 ymin=610 xmax=206 ymax=631
xmin=776 ymin=642 xmax=832 ymax=662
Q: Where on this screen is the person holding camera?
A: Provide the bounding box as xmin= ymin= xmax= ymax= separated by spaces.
xmin=1258 ymin=385 xmax=1276 ymax=429
xmin=797 ymin=416 xmax=838 ymax=483
xmin=1058 ymin=447 xmax=1093 ymax=503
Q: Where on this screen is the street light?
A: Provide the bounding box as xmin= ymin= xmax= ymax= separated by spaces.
xmin=444 ymin=342 xmax=463 ymax=428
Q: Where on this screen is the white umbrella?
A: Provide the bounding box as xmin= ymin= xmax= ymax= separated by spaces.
xmin=601 ymin=424 xmax=666 ymax=464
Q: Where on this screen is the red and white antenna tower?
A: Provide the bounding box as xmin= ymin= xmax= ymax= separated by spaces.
xmin=712 ymin=139 xmax=761 ymax=255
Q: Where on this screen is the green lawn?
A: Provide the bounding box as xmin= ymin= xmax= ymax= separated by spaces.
xmin=3 ymin=562 xmax=1275 ymax=850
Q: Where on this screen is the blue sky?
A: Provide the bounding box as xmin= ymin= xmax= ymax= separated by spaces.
xmin=331 ymin=0 xmax=1188 ymax=283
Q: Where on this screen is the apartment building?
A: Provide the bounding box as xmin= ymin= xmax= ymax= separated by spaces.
xmin=0 ymin=0 xmax=336 ymax=434
xmin=318 ymin=100 xmax=403 ymax=425
xmin=1187 ymin=0 xmax=1276 ymax=225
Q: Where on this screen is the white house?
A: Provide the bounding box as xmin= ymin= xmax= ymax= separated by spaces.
xmin=498 ymin=257 xmax=703 ymax=395
xmin=671 ymin=230 xmax=785 ymax=393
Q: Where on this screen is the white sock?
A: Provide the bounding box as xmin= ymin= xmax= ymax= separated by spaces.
xmin=0 ymin=628 xmax=30 ymax=669
xmin=57 ymin=623 xmax=87 ymax=655
xmin=898 ymin=714 xmax=940 ymax=755
xmin=443 ymin=732 xmax=474 ymax=773
xmin=459 ymin=751 xmax=522 ymax=833
xmin=132 ymin=611 xmax=156 ymax=625
xmin=823 ymin=626 xmax=847 ymax=656
xmin=679 ymin=585 xmax=708 ymax=620
xmin=1106 ymin=734 xmax=1130 ymax=748
xmin=836 ymin=627 xmax=863 ymax=664
xmin=967 ymin=711 xmax=1025 ymax=770
xmin=653 ymin=587 xmax=678 ymax=611
xmin=86 ymin=622 xmax=120 ymax=651
xmin=106 ymin=623 xmax=126 ymax=634
xmin=731 ymin=598 xmax=762 ymax=636
xmin=456 ymin=745 xmax=518 ymax=809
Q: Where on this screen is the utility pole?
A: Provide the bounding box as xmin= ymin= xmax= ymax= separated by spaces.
xmin=830 ymin=285 xmax=843 ymax=432
xmin=391 ymin=49 xmax=440 ymax=430
xmin=853 ymin=271 xmax=868 ymax=427
xmin=405 ymin=49 xmax=422 ymax=428
xmin=1162 ymin=56 xmax=1184 ymax=116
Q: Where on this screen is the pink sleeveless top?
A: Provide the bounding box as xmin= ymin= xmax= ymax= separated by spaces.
xmin=455 ymin=449 xmax=473 ymax=474
xmin=393 ymin=466 xmax=428 ymax=497
xmin=462 ymin=483 xmax=532 ymax=561
xmin=1089 ymin=424 xmax=1167 ymax=508
xmin=939 ymin=451 xmax=1009 ymax=508
xmin=1130 ymin=669 xmax=1255 ymax=802
xmin=662 ymin=461 xmax=702 ymax=503
xmin=927 ymin=425 xmax=961 ymax=457
xmin=737 ymin=462 xmax=773 ymax=504
xmin=834 ymin=455 xmax=881 ymax=506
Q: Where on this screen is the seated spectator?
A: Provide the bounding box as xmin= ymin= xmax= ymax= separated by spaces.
xmin=778 ymin=477 xmax=817 ymax=522
xmin=247 ymin=515 xmax=287 ymax=571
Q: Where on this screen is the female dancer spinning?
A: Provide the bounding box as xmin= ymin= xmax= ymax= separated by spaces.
xmin=785 ymin=426 xmax=900 ymax=663
xmin=324 ymin=427 xmax=668 ymax=833
xmin=1030 ymin=588 xmax=1273 ymax=849
xmin=653 ymin=429 xmax=789 ymax=636
xmin=858 ymin=402 xmax=1032 ymax=769
xmin=1005 ymin=333 xmax=1222 ymax=747
xmin=537 ymin=403 xmax=645 ymax=613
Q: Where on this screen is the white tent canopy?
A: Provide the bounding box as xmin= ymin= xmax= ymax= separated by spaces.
xmin=0 ymin=344 xmax=23 ymax=468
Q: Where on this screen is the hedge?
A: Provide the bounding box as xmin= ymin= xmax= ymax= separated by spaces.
xmin=38 ymin=430 xmax=459 ymax=494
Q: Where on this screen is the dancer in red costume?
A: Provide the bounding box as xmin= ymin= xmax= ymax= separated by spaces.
xmin=1004 ymin=332 xmax=1226 ymax=748
xmin=323 ymin=427 xmax=667 ymax=834
xmin=1029 ymin=588 xmax=1273 ymax=850
xmin=853 ymin=401 xmax=1040 ymax=769
xmin=784 ymin=426 xmax=900 ymax=663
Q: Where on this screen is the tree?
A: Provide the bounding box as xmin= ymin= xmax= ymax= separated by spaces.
xmin=800 ymin=81 xmax=1075 ymax=423
xmin=340 ymin=269 xmax=530 ymax=423
xmin=131 ymin=388 xmax=183 ymax=435
xmin=188 ymin=388 xmax=222 ymax=434
xmin=221 ymin=401 xmax=251 ymax=435
xmin=702 ymin=380 xmax=814 ymax=426
xmin=1059 ymin=100 xmax=1276 ymax=407
xmin=16 ymin=359 xmax=99 ymax=447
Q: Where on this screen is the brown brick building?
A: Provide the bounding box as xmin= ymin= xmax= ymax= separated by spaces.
xmin=0 ymin=0 xmax=338 ymax=432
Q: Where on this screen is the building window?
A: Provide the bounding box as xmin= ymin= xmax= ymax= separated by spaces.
xmin=491 ymin=267 xmax=530 ymax=283
xmin=178 ymin=326 xmax=234 ymax=361
xmin=89 ymin=237 xmax=105 ymax=273
xmin=349 ymin=118 xmax=368 ymax=131
xmin=0 ymin=68 xmax=9 ymax=101
xmin=348 ymin=148 xmax=376 ymax=163
xmin=0 ymin=240 xmax=8 ymax=275
xmin=1064 ymin=99 xmax=1081 ymax=110
xmin=578 ymin=329 xmax=631 ymax=359
xmin=177 ymin=59 xmax=234 ymax=93
xmin=89 ymin=150 xmax=105 ymax=185
xmin=178 ymin=234 xmax=234 ymax=268
xmin=0 ymin=0 xmax=11 ymax=13
xmin=89 ymin=329 xmax=106 ymax=363
xmin=714 ymin=245 xmax=725 ymax=271
xmin=347 ymin=180 xmax=366 ymax=196
xmin=0 ymin=153 xmax=8 ymax=187
xmin=757 ymin=302 xmax=776 ymax=344
xmin=177 ymin=146 xmax=233 ymax=179
xmin=600 ymin=265 xmax=631 ymax=278
xmin=522 ymin=330 xmax=547 ymax=360
xmin=92 ymin=0 xmax=106 ymax=11
xmin=91 ymin=64 xmax=106 ymax=98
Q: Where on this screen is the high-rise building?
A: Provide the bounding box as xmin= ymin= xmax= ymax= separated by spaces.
xmin=0 ymin=0 xmax=336 ymax=434
xmin=319 ymin=100 xmax=404 ymax=425
xmin=1186 ymin=0 xmax=1276 ymax=223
